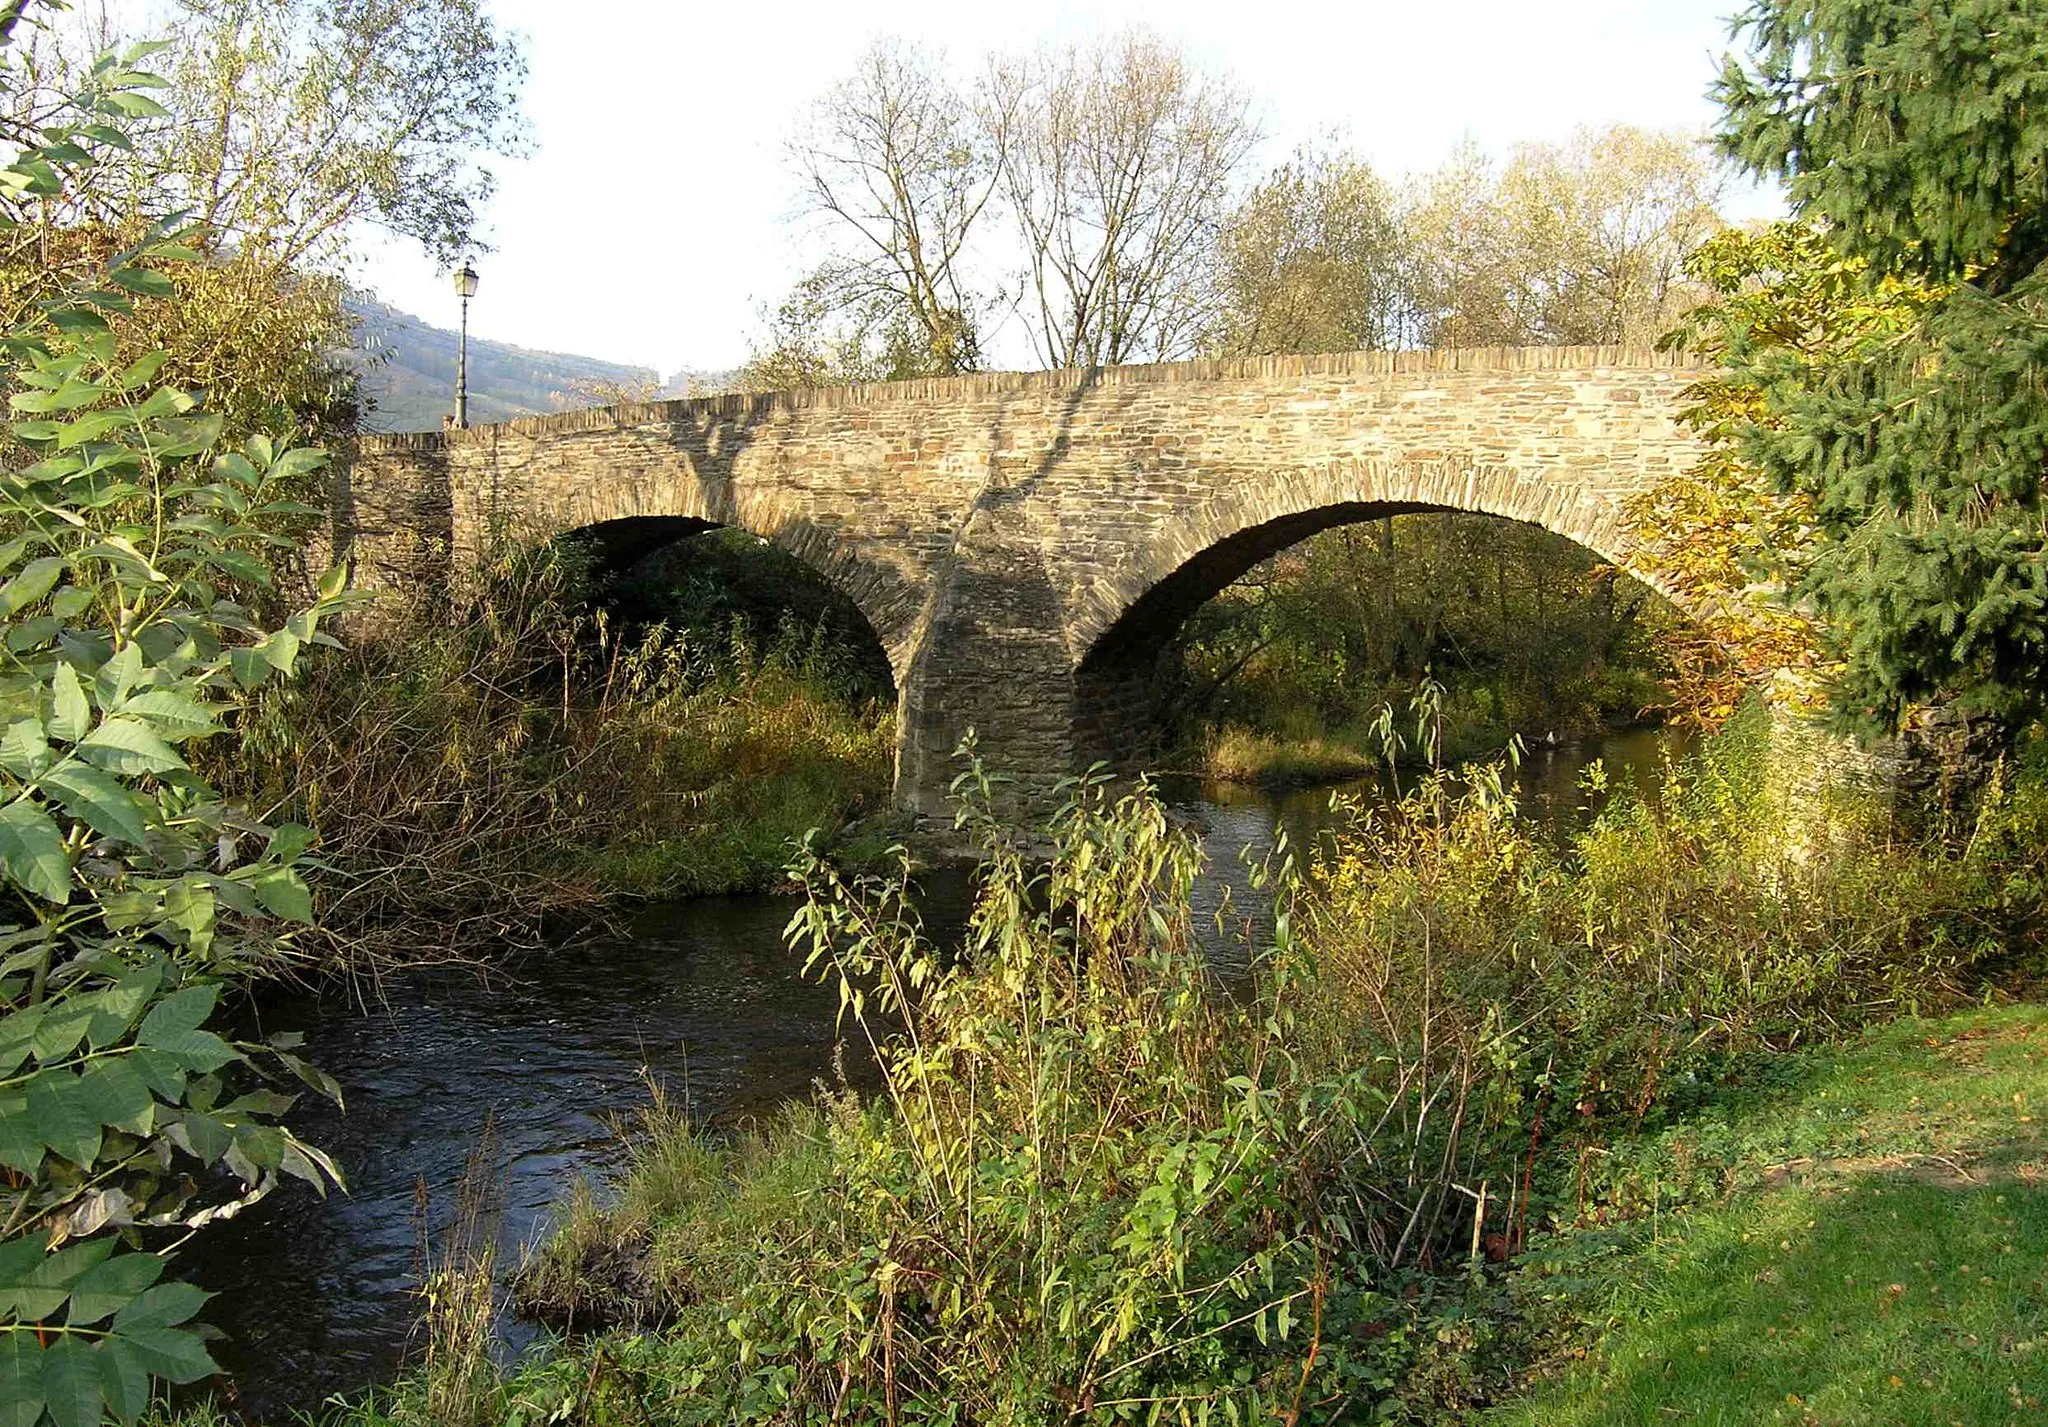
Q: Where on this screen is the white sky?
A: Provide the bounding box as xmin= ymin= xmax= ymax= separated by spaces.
xmin=354 ymin=0 xmax=1777 ymax=375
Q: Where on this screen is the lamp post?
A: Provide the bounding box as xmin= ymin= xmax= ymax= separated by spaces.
xmin=453 ymin=260 xmax=479 ymax=429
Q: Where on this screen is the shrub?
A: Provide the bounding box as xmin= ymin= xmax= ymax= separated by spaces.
xmin=351 ymin=712 xmax=2048 ymax=1426
xmin=0 ymin=38 xmax=350 ymax=1425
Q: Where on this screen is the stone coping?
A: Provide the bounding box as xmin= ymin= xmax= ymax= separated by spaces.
xmin=359 ymin=345 xmax=1712 ymax=454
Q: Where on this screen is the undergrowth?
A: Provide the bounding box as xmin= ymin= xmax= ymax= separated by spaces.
xmin=313 ymin=710 xmax=2046 ymax=1424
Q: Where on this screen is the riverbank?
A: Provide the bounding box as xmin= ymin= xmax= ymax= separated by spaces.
xmin=163 ymin=731 xmax=1671 ymax=1419
xmin=336 ymin=1005 xmax=2048 ymax=1427
xmin=1195 ymin=716 xmax=1667 ymax=790
xmin=290 ymin=713 xmax=2047 ymax=1426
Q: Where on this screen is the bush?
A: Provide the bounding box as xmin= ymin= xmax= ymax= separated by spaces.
xmin=0 ymin=42 xmax=351 ymax=1425
xmin=1299 ymin=704 xmax=2048 ymax=1252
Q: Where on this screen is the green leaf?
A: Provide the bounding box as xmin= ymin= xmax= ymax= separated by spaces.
xmin=207 ymin=549 xmax=272 ymax=588
xmin=133 ymin=387 xmax=193 ymax=423
xmin=5 ymin=617 xmax=61 ymax=652
xmin=115 ymin=351 xmax=167 ymax=391
xmin=252 ymin=868 xmax=312 ymax=923
xmin=110 ymin=1281 xmax=206 ymax=1335
xmin=4 ymin=1238 xmax=112 ymax=1322
xmin=124 ymin=1048 xmax=187 ymax=1102
xmin=64 ymin=1251 xmax=163 ymax=1327
xmin=27 ymin=1068 xmax=104 ymax=1167
xmin=270 ymin=447 xmax=328 ymax=480
xmin=93 ymin=643 xmax=142 ymax=707
xmin=139 ymin=1027 xmax=235 ymax=1075
xmin=0 ymin=1236 xmax=48 ymax=1316
xmin=48 ymin=663 xmax=90 ymax=742
xmin=265 ymin=823 xmax=314 ymax=863
xmin=86 ymin=964 xmax=163 ymax=1049
xmin=105 ymin=267 xmax=173 ymax=298
xmin=164 ymin=1110 xmax=230 ymax=1165
xmin=108 ymin=1321 xmax=217 ymax=1386
xmin=39 ymin=1333 xmax=102 ymax=1427
xmin=50 ymin=410 xmax=131 ymax=450
xmin=76 ymin=717 xmax=184 ymax=775
xmin=136 ymin=984 xmax=215 ymax=1043
xmin=0 ymin=799 xmax=72 ymax=904
xmin=98 ymin=1336 xmax=150 ymax=1423
xmin=0 ymin=1092 xmax=42 ymax=1174
xmin=0 ymin=1332 xmax=44 ymax=1427
xmin=227 ymin=645 xmax=270 ymax=689
xmin=74 ymin=1058 xmax=153 ymax=1132
xmin=0 ymin=556 xmax=63 ymax=616
xmin=0 ymin=718 xmax=53 ymax=779
xmin=261 ymin=626 xmax=300 ymax=674
xmin=118 ymin=689 xmax=216 ymax=736
xmin=134 ymin=987 xmax=234 ymax=1067
xmin=28 ymin=1007 xmax=92 ymax=1064
xmin=42 ymin=763 xmax=151 ymax=846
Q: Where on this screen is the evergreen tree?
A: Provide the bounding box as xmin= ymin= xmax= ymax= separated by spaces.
xmin=1713 ymin=0 xmax=2048 ymax=731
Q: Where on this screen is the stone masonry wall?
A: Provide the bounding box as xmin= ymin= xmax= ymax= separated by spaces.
xmin=347 ymin=346 xmax=1711 ymax=819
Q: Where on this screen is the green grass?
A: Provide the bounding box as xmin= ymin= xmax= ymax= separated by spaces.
xmin=1201 ymin=723 xmax=1380 ymax=785
xmin=1492 ymin=1006 xmax=2048 ymax=1427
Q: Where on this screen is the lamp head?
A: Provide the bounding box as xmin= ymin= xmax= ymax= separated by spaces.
xmin=454 ymin=262 xmax=480 ymax=299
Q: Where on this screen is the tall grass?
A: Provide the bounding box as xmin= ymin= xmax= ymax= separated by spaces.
xmin=331 ymin=712 xmax=2048 ymax=1424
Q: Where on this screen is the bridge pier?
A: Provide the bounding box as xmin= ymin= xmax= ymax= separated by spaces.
xmin=892 ymin=500 xmax=1086 ymax=824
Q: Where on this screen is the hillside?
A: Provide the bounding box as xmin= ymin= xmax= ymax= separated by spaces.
xmin=347 ymin=298 xmax=732 ymax=432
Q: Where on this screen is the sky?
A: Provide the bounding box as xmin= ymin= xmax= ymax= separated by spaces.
xmin=354 ymin=0 xmax=1778 ymax=377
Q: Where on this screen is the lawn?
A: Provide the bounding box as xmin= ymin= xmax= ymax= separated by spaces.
xmin=1490 ymin=1006 xmax=2048 ymax=1426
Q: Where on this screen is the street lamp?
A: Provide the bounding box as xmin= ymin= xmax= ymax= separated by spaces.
xmin=452 ymin=260 xmax=480 ymax=429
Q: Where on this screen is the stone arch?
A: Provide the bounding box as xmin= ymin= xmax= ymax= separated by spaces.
xmin=351 ymin=346 xmax=1715 ymax=820
xmin=1070 ymin=455 xmax=1687 ymax=766
xmin=559 ymin=512 xmax=901 ymax=702
xmin=480 ymin=452 xmax=927 ymax=691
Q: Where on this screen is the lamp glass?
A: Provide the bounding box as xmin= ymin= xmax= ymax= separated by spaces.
xmin=454 ymin=263 xmax=479 ymax=298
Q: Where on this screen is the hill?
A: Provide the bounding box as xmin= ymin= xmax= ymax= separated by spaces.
xmin=347 ymin=298 xmax=732 ymax=432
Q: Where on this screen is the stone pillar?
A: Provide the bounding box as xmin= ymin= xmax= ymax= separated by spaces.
xmin=892 ymin=501 xmax=1081 ymax=826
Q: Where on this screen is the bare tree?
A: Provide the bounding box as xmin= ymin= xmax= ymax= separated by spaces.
xmin=1210 ymin=146 xmax=1411 ymax=356
xmin=989 ymin=31 xmax=1256 ymax=368
xmin=785 ymin=39 xmax=1004 ymax=378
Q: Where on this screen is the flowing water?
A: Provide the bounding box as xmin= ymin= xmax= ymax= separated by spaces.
xmin=186 ymin=729 xmax=1673 ymax=1420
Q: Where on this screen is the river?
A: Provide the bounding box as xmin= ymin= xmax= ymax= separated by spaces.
xmin=187 ymin=729 xmax=1673 ymax=1420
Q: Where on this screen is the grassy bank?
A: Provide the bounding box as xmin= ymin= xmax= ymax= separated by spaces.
xmin=1199 ymin=721 xmax=1382 ymax=785
xmin=1494 ymin=1006 xmax=2048 ymax=1425
xmin=1191 ymin=680 xmax=1665 ymax=789
xmin=287 ymin=709 xmax=2048 ymax=1426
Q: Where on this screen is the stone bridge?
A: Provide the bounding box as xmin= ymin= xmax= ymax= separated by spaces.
xmin=342 ymin=346 xmax=1711 ymax=820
